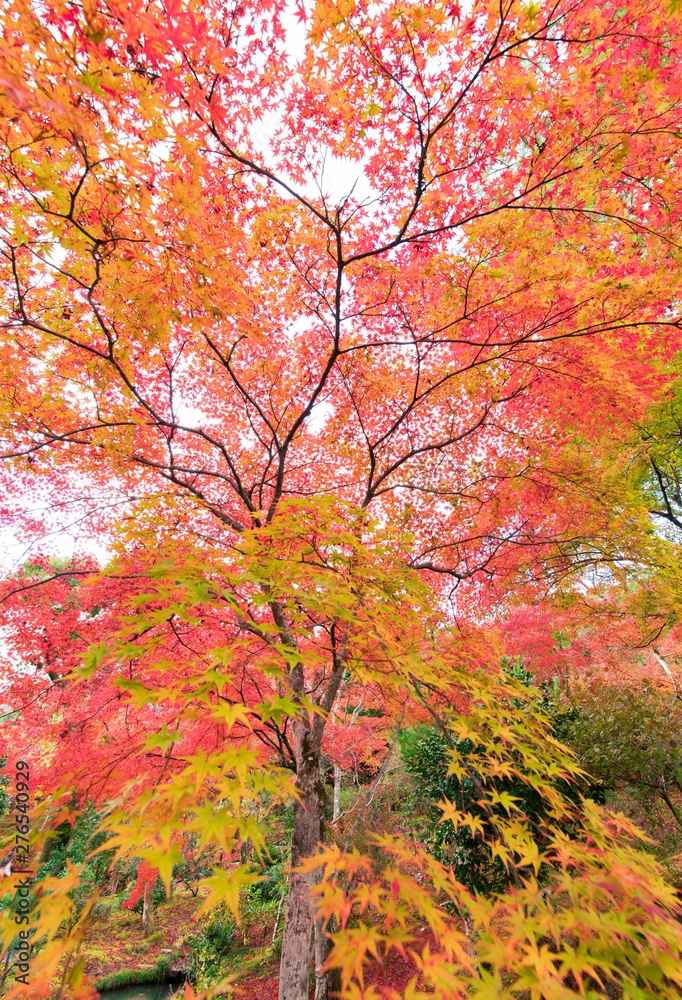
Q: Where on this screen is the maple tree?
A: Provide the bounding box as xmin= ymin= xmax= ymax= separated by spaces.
xmin=2 ymin=0 xmax=682 ymax=996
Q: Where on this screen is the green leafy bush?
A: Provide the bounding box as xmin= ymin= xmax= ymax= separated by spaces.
xmin=35 ymin=802 xmax=115 ymax=916
xmin=399 ymin=664 xmax=607 ymax=895
xmin=249 ymin=848 xmax=286 ymax=905
xmin=37 ymin=802 xmax=110 ymax=882
xmin=187 ymin=907 xmax=237 ymax=989
xmin=563 ymin=678 xmax=682 ymax=833
xmin=0 ymin=756 xmax=10 ymax=820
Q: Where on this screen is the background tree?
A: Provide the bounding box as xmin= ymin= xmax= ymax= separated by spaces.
xmin=564 ymin=677 xmax=682 ymax=828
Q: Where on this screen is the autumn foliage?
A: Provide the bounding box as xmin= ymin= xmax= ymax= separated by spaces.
xmin=2 ymin=0 xmax=682 ymax=996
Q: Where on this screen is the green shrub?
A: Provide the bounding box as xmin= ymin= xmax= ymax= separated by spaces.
xmin=187 ymin=907 xmax=237 ymax=990
xmin=0 ymin=756 xmax=10 ymax=820
xmin=562 ymin=678 xmax=682 ymax=836
xmin=37 ymin=802 xmax=113 ymax=891
xmin=399 ymin=662 xmax=606 ymax=896
xmin=249 ymin=848 xmax=286 ymax=906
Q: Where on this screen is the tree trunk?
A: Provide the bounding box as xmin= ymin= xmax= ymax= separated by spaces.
xmin=278 ymin=725 xmax=327 ymax=1000
xmin=239 ymin=796 xmax=254 ymax=866
xmin=314 ymin=913 xmax=341 ymax=1000
xmin=141 ymin=879 xmax=154 ymax=937
xmin=274 ymin=608 xmax=347 ymax=1000
xmin=314 ymin=914 xmax=328 ymax=1000
xmin=333 ymin=766 xmax=341 ymax=824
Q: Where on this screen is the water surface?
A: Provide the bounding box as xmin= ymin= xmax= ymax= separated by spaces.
xmin=99 ymin=982 xmax=180 ymax=1000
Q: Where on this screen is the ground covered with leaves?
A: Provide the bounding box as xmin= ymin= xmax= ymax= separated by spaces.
xmin=80 ymin=890 xmax=200 ymax=989
xmin=78 ymin=880 xmax=426 ymax=999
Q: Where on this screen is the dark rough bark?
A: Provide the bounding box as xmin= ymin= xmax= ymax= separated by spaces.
xmin=278 ymin=721 xmax=327 ymax=1000
xmin=276 ymin=612 xmax=347 ymax=1000
xmin=315 ymin=913 xmax=341 ymax=1000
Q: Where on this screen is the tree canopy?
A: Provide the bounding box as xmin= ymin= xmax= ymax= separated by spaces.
xmin=2 ymin=0 xmax=682 ymax=996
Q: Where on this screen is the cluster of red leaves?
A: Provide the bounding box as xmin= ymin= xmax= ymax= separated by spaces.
xmin=121 ymin=862 xmax=159 ymax=911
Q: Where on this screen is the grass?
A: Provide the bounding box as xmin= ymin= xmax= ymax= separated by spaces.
xmin=93 ymin=959 xmax=172 ymax=992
